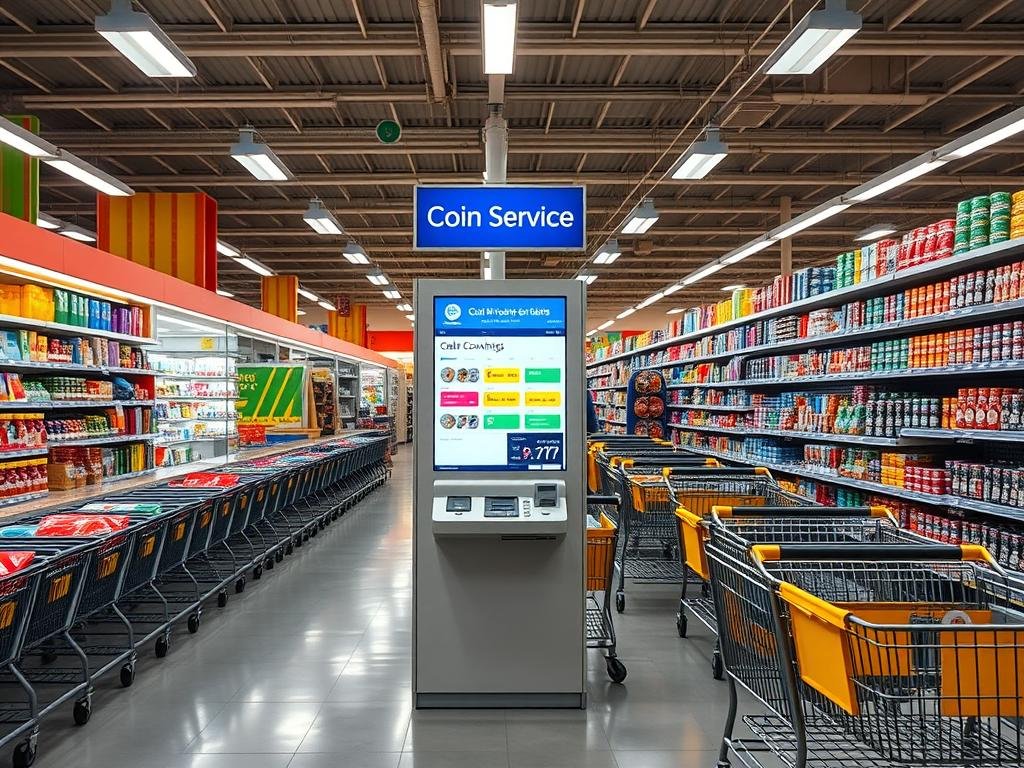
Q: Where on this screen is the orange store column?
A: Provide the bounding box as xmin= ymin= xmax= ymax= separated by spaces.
xmin=97 ymin=191 xmax=218 ymax=291
xmin=328 ymin=304 xmax=367 ymax=347
xmin=261 ymin=275 xmax=299 ymax=323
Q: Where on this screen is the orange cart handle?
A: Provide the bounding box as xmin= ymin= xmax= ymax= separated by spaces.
xmin=751 ymin=543 xmax=995 ymax=563
xmin=714 ymin=505 xmax=886 ymax=518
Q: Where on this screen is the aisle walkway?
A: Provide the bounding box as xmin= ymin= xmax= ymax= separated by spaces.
xmin=23 ymin=449 xmax=733 ymax=768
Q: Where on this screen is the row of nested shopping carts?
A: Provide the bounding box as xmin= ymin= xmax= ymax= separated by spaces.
xmin=588 ymin=434 xmax=1024 ymax=768
xmin=0 ymin=432 xmax=390 ymax=768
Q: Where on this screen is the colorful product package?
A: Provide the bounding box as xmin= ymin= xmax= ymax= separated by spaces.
xmin=35 ymin=514 xmax=130 ymax=537
xmin=0 ymin=551 xmax=34 ymax=577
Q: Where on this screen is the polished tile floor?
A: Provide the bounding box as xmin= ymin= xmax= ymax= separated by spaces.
xmin=16 ymin=449 xmax=747 ymax=768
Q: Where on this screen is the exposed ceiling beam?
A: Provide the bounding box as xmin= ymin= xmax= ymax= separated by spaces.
xmin=962 ymin=0 xmax=1015 ymax=31
xmin=885 ymin=0 xmax=930 ymax=31
xmin=0 ymin=1 xmax=34 ymax=33
xmin=416 ymin=0 xmax=447 ymax=102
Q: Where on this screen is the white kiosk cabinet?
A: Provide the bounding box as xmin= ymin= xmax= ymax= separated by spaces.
xmin=413 ymin=279 xmax=586 ymax=708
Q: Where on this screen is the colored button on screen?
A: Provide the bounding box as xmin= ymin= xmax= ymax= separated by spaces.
xmin=525 ymin=415 xmax=561 ymax=429
xmin=484 ymin=414 xmax=521 ymax=429
xmin=484 ymin=391 xmax=520 ymax=407
xmin=525 ymin=391 xmax=561 ymax=407
xmin=439 ymin=391 xmax=479 ymax=407
xmin=485 ymin=368 xmax=521 ymax=383
xmin=524 ymin=368 xmax=561 ymax=383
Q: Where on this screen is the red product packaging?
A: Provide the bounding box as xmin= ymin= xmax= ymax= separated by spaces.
xmin=170 ymin=472 xmax=241 ymax=488
xmin=0 ymin=551 xmax=34 ymax=577
xmin=35 ymin=514 xmax=130 ymax=537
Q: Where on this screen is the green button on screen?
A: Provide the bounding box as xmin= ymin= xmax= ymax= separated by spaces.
xmin=525 ymin=415 xmax=561 ymax=429
xmin=484 ymin=414 xmax=521 ymax=429
xmin=524 ymin=368 xmax=561 ymax=383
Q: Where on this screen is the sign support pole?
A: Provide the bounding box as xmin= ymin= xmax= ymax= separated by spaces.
xmin=483 ymin=105 xmax=508 ymax=280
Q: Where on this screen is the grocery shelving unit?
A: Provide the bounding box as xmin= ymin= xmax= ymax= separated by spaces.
xmin=587 ymin=237 xmax=1024 ymax=543
xmin=338 ymin=361 xmax=360 ymax=431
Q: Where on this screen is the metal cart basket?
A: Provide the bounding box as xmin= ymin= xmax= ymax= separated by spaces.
xmin=586 ymin=495 xmax=626 ymax=684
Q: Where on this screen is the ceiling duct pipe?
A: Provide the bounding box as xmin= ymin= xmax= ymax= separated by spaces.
xmin=416 ymin=0 xmax=447 ymax=103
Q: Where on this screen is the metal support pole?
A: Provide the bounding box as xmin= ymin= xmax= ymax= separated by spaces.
xmin=779 ymin=195 xmax=793 ymax=277
xmin=483 ymin=103 xmax=508 ymax=279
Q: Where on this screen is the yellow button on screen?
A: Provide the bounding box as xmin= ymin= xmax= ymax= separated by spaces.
xmin=484 ymin=391 xmax=520 ymax=407
xmin=525 ymin=391 xmax=561 ymax=407
xmin=485 ymin=368 xmax=521 ymax=383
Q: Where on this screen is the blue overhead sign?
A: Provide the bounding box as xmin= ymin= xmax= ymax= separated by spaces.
xmin=414 ymin=185 xmax=586 ymax=251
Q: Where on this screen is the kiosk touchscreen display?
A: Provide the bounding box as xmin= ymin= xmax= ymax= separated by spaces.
xmin=433 ymin=295 xmax=567 ymax=472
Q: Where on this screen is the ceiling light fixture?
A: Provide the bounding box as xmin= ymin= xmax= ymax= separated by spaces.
xmin=342 ymin=240 xmax=370 ymax=264
xmin=215 ymin=289 xmax=234 ymax=298
xmin=771 ymin=202 xmax=850 ymax=241
xmin=619 ymin=198 xmax=659 ymax=235
xmin=636 ymin=291 xmax=665 ymax=309
xmin=482 ymin=0 xmax=518 ymax=75
xmin=761 ymin=0 xmax=861 ymax=76
xmin=670 ymin=126 xmax=729 ymax=180
xmin=396 ymin=303 xmax=413 ymax=313
xmin=0 ymin=116 xmax=57 ymax=158
xmin=366 ymin=270 xmax=389 ymax=286
xmin=405 ymin=314 xmax=416 ymax=321
xmin=95 ymin=0 xmax=197 ymax=78
xmin=44 ymin=150 xmax=134 ymax=196
xmin=233 ymin=256 xmax=274 ymax=277
xmin=855 ymin=225 xmax=897 ymax=242
xmin=318 ymin=300 xmax=337 ymax=311
xmin=663 ymin=283 xmax=683 ymax=296
xmin=215 ymin=240 xmax=240 ymax=258
xmin=303 ymin=198 xmax=343 ymax=235
xmin=586 ymin=329 xmax=597 ymax=337
xmin=939 ymin=106 xmax=1024 ymax=160
xmin=593 ymin=239 xmax=622 ymax=265
xmin=723 ymin=238 xmax=773 ymax=265
xmin=297 ymin=287 xmax=319 ymax=302
xmin=598 ymin=320 xmax=614 ymax=331
xmin=616 ymin=307 xmax=637 ymax=320
xmin=383 ymin=287 xmax=402 ymax=300
xmin=230 ymin=126 xmax=292 ymax=182
xmin=847 ymin=158 xmax=946 ymax=202
xmin=575 ymin=273 xmax=598 ymax=285
xmin=59 ymin=224 xmax=96 ymax=243
xmin=296 ymin=309 xmax=307 ymax=316
xmin=666 ymin=307 xmax=686 ymax=315
xmin=722 ymin=284 xmax=745 ymax=291
xmin=682 ymin=262 xmax=725 ymax=286
xmin=36 ymin=213 xmax=62 ymax=230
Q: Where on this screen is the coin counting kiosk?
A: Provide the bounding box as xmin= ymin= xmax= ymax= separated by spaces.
xmin=413 ymin=279 xmax=586 ymax=708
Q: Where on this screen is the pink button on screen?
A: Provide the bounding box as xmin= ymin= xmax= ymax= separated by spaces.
xmin=440 ymin=391 xmax=479 ymax=407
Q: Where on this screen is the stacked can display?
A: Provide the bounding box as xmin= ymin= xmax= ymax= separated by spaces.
xmin=1013 ymin=190 xmax=1024 ymax=240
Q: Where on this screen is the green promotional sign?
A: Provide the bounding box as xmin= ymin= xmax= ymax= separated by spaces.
xmin=376 ymin=119 xmax=402 ymax=144
xmin=236 ymin=365 xmax=305 ymax=425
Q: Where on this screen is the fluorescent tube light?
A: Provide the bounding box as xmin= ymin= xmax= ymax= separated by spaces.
xmin=771 ymin=203 xmax=850 ymax=240
xmin=297 ymin=287 xmax=319 ymax=302
xmin=215 ymin=240 xmax=240 ymax=258
xmin=36 ymin=213 xmax=62 ymax=230
xmin=593 ymin=239 xmax=622 ymax=265
xmin=636 ymin=292 xmax=664 ymax=309
xmin=405 ymin=314 xmax=415 ymax=321
xmin=234 ymin=256 xmax=274 ymax=277
xmin=44 ymin=149 xmax=134 ymax=196
xmin=483 ymin=266 xmax=493 ymax=280
xmin=342 ymin=240 xmax=370 ymax=264
xmin=682 ymin=262 xmax=725 ymax=286
xmin=666 ymin=308 xmax=685 ymax=315
xmin=59 ymin=225 xmax=96 ymax=243
xmin=383 ymin=287 xmax=402 ymax=300
xmin=847 ymin=159 xmax=946 ymax=202
xmin=396 ymin=303 xmax=413 ymax=312
xmin=575 ymin=273 xmax=598 ymax=285
xmin=0 ymin=116 xmax=57 ymax=159
xmin=318 ymin=300 xmax=337 ymax=311
xmin=215 ymin=289 xmax=234 ymax=297
xmin=366 ymin=270 xmax=389 ymax=286
xmin=303 ymin=198 xmax=343 ymax=235
xmin=722 ymin=284 xmax=745 ymax=291
xmin=598 ymin=320 xmax=614 ymax=331
xmin=855 ymin=225 xmax=897 ymax=242
xmin=940 ymin=107 xmax=1024 ymax=160
xmin=586 ymin=330 xmax=597 ymax=337
xmin=95 ymin=0 xmax=197 ymax=78
xmin=619 ymin=198 xmax=659 ymax=235
xmin=670 ymin=126 xmax=728 ymax=180
xmin=296 ymin=309 xmax=306 ymax=316
xmin=230 ymin=127 xmax=292 ymax=181
xmin=616 ymin=307 xmax=637 ymax=320
xmin=482 ymin=1 xmax=518 ymax=75
xmin=761 ymin=0 xmax=861 ymax=76
xmin=663 ymin=284 xmax=683 ymax=296
xmin=723 ymin=239 xmax=773 ymax=265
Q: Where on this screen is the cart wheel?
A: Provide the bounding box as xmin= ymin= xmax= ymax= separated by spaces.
xmin=155 ymin=635 xmax=169 ymax=658
xmin=606 ymin=657 xmax=627 ymax=684
xmin=712 ymin=650 xmax=724 ymax=680
xmin=284 ymin=545 xmax=293 ymax=556
xmin=294 ymin=537 xmax=303 ymax=548
xmin=265 ymin=557 xmax=275 ymax=570
xmin=276 ymin=551 xmax=285 ymax=562
xmin=12 ymin=740 xmax=35 ymax=768
xmin=235 ymin=577 xmax=246 ymax=594
xmin=676 ymin=613 xmax=688 ymax=638
xmin=72 ymin=698 xmax=91 ymax=726
xmin=253 ymin=565 xmax=263 ymax=580
xmin=119 ymin=663 xmax=135 ymax=688
xmin=187 ymin=613 xmax=201 ymax=634
xmin=217 ymin=591 xmax=228 ymax=608
xmin=615 ymin=592 xmax=625 ymax=613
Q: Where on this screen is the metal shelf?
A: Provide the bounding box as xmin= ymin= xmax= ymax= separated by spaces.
xmin=590 ymin=384 xmax=627 ymax=391
xmin=588 ymin=237 xmax=1024 ymax=368
xmin=668 ymin=422 xmax=936 ymax=447
xmin=0 ymin=399 xmax=155 ymax=410
xmin=900 ymin=428 xmax=1024 ymax=443
xmin=152 ymin=372 xmax=234 ymax=381
xmin=602 ymin=418 xmax=627 ymax=426
xmin=158 ymin=435 xmax=237 ymax=445
xmin=667 ymin=403 xmax=753 ymax=412
xmin=0 ymin=448 xmax=49 ymax=459
xmin=0 ymin=313 xmax=156 ymax=347
xmin=0 ymin=360 xmax=154 ymax=376
xmin=47 ymin=433 xmax=158 ymax=448
xmin=0 ymin=491 xmax=48 ymax=507
xmin=102 ymin=467 xmax=157 ymax=484
xmin=155 ymin=394 xmax=236 ymax=401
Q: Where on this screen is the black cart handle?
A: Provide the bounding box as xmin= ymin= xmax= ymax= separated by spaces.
xmin=587 ymin=495 xmax=621 ymax=509
xmin=751 ymin=543 xmax=994 ymax=563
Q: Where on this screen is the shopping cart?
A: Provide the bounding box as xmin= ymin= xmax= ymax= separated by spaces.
xmin=586 ymin=495 xmax=626 ymax=684
xmin=710 ymin=541 xmax=1024 ymax=768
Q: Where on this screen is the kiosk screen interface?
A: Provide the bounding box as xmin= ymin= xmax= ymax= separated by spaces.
xmin=434 ymin=296 xmax=566 ymax=471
